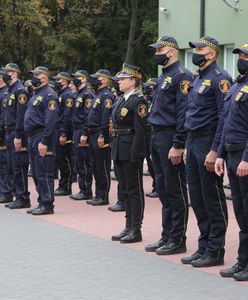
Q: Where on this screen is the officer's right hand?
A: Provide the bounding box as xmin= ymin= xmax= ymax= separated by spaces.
xmin=214 ymin=158 xmax=224 ymax=176
xmin=80 ymin=135 xmax=87 ymax=146
xmin=38 ymin=142 xmax=47 ymax=157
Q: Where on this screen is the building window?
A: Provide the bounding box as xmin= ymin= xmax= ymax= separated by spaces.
xmin=224 ymin=45 xmax=235 ymax=78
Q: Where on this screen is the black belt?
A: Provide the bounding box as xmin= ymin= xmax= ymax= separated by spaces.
xmin=87 ymin=127 xmax=101 ymax=134
xmin=151 ymin=125 xmax=176 ymax=132
xmin=73 ymin=124 xmax=84 ymax=130
xmin=5 ymin=125 xmax=15 ymax=132
xmin=112 ymin=128 xmax=134 ymax=137
xmin=26 ymin=127 xmax=44 ymax=137
xmin=224 ymin=142 xmax=246 ymax=152
xmin=187 ymin=130 xmax=215 ymax=138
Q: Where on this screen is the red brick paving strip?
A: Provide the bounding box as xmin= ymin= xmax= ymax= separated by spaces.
xmin=10 ymin=176 xmax=247 ymax=286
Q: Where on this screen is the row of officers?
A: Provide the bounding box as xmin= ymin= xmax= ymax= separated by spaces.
xmin=0 ymin=35 xmax=248 ymax=281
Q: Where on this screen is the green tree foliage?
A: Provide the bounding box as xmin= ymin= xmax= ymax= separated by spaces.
xmin=0 ymin=0 xmax=158 ymax=77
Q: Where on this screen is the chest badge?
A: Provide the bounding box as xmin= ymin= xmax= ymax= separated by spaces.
xmin=161 ymin=76 xmax=172 ymax=89
xmin=235 ymin=92 xmax=243 ymax=102
xmin=198 ymin=85 xmax=206 ymax=94
xmin=120 ymin=108 xmax=128 ymax=117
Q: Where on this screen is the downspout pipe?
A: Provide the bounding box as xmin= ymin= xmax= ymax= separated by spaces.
xmin=200 ymin=0 xmax=205 ymax=37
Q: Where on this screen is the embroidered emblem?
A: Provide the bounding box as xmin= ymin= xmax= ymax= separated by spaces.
xmin=48 ymin=100 xmax=56 ymax=111
xmin=138 ymin=104 xmax=148 ymax=118
xmin=180 ymin=80 xmax=191 ymax=95
xmin=66 ymin=98 xmax=73 ymax=108
xmin=18 ymin=94 xmax=27 ymax=104
xmin=105 ymin=99 xmax=112 ymax=109
xmin=219 ymin=80 xmax=230 ymax=94
xmin=85 ymin=98 xmax=92 ymax=109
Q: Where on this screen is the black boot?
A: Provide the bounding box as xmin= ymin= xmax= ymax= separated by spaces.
xmin=120 ymin=225 xmax=142 ymax=244
xmin=111 ymin=218 xmax=131 ymax=241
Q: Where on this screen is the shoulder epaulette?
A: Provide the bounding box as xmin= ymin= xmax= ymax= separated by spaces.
xmin=214 ymin=68 xmax=222 ymax=76
xmin=178 ymin=66 xmax=185 ymax=74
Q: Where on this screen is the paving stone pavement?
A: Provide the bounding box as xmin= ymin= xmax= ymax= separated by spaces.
xmin=0 ymin=207 xmax=247 ymax=300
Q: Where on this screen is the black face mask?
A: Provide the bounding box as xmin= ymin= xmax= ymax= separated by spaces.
xmin=192 ymin=53 xmax=209 ymax=67
xmin=154 ymin=54 xmax=170 ymax=66
xmin=72 ymin=78 xmax=81 ymax=88
xmin=31 ymin=77 xmax=41 ymax=88
xmin=55 ymin=82 xmax=63 ymax=91
xmin=237 ymin=58 xmax=248 ymax=75
xmin=90 ymin=78 xmax=101 ymax=92
xmin=3 ymin=74 xmax=12 ymax=85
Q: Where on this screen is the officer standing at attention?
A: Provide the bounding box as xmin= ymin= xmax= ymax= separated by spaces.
xmin=85 ymin=69 xmax=113 ymax=206
xmin=4 ymin=63 xmax=30 ymax=209
xmin=215 ymin=44 xmax=248 ymax=281
xmin=0 ymin=70 xmax=12 ymax=204
xmin=53 ymin=72 xmax=75 ymax=196
xmin=70 ymin=70 xmax=94 ymax=201
xmin=24 ymin=66 xmax=58 ymax=215
xmin=145 ymin=36 xmax=192 ymax=255
xmin=111 ymin=63 xmax=148 ymax=243
xmin=181 ymin=37 xmax=232 ymax=267
xmin=143 ymin=78 xmax=158 ymax=198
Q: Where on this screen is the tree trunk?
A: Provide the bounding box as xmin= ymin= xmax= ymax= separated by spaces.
xmin=124 ymin=0 xmax=138 ymax=64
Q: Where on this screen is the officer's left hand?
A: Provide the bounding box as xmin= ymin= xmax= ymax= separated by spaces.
xmin=97 ymin=136 xmax=105 ymax=148
xmin=204 ymin=150 xmax=217 ymax=172
xmin=14 ymin=138 xmax=22 ymax=152
xmin=38 ymin=143 xmax=47 ymax=157
xmin=59 ymin=136 xmax=67 ymax=146
xmin=237 ymin=161 xmax=248 ymax=177
xmin=168 ymin=147 xmax=183 ymax=165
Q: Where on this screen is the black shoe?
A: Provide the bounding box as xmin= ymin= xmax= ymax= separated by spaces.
xmin=181 ymin=251 xmax=202 ymax=264
xmin=31 ymin=206 xmax=54 ymax=215
xmin=156 ymin=242 xmax=186 ymax=255
xmin=70 ymin=192 xmax=92 ymax=201
xmin=120 ymin=228 xmax=142 ymax=243
xmin=145 ymin=239 xmax=167 ymax=252
xmin=111 ymin=228 xmax=130 ymax=241
xmin=108 ymin=204 xmax=125 ymax=212
xmin=145 ymin=191 xmax=159 ymax=198
xmin=0 ymin=194 xmax=13 ymax=204
xmin=91 ymin=198 xmax=109 ymax=206
xmin=191 ymin=255 xmax=224 ymax=268
xmin=233 ymin=266 xmax=248 ymax=281
xmin=220 ymin=263 xmax=245 ymax=278
xmin=8 ymin=200 xmax=31 ymax=209
xmin=27 ymin=205 xmax=41 ymax=214
xmin=54 ymin=188 xmax=71 ymax=196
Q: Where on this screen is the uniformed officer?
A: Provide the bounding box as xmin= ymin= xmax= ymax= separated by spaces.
xmin=4 ymin=63 xmax=30 ymax=209
xmin=215 ymin=44 xmax=248 ymax=281
xmin=85 ymin=69 xmax=113 ymax=206
xmin=53 ymin=72 xmax=74 ymax=196
xmin=70 ymin=70 xmax=94 ymax=200
xmin=108 ymin=75 xmax=126 ymax=212
xmin=111 ymin=63 xmax=148 ymax=243
xmin=0 ymin=70 xmax=12 ymax=204
xmin=143 ymin=78 xmax=158 ymax=198
xmin=181 ymin=37 xmax=232 ymax=267
xmin=24 ymin=66 xmax=58 ymax=215
xmin=145 ymin=36 xmax=192 ymax=255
